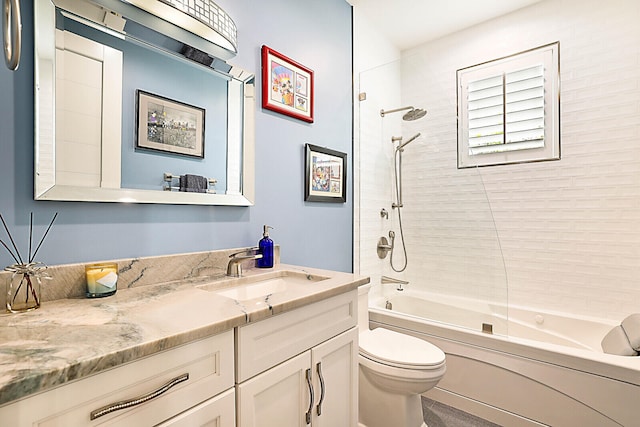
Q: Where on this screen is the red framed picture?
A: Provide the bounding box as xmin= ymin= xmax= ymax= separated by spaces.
xmin=261 ymin=45 xmax=314 ymax=123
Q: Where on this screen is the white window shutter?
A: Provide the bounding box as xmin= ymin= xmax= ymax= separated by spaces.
xmin=457 ymin=43 xmax=560 ymax=168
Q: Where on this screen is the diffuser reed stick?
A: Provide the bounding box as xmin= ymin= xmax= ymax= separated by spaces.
xmin=0 ymin=214 xmax=23 ymax=264
xmin=1 ymin=212 xmax=58 ymax=312
xmin=30 ymin=212 xmax=58 ymax=263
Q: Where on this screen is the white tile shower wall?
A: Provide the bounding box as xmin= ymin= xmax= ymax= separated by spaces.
xmin=385 ymin=0 xmax=640 ymax=321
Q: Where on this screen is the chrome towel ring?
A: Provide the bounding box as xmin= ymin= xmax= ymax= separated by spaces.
xmin=3 ymin=0 xmax=21 ymax=70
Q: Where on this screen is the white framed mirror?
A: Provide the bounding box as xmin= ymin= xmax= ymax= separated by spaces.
xmin=34 ymin=0 xmax=255 ymax=206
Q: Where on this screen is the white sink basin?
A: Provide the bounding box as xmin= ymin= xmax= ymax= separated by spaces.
xmin=199 ymin=270 xmax=329 ymax=301
xmin=216 ymin=278 xmax=289 ymax=300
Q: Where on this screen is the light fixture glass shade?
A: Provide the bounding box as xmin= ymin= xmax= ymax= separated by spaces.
xmin=149 ymin=0 xmax=237 ymax=52
xmin=80 ymin=0 xmax=239 ymax=59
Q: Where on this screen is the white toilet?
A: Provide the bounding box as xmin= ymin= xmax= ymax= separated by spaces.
xmin=358 ymin=284 xmax=446 ymax=427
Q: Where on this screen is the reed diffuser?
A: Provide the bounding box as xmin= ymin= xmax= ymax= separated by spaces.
xmin=1 ymin=212 xmax=57 ymax=313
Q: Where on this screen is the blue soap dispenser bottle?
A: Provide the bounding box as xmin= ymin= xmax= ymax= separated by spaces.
xmin=257 ymin=225 xmax=274 ymax=268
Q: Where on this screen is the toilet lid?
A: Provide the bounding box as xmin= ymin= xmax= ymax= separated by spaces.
xmin=360 ymin=328 xmax=445 ymax=368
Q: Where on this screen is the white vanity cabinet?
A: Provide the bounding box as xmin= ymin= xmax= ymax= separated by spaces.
xmin=0 ymin=330 xmax=235 ymax=427
xmin=0 ymin=287 xmax=361 ymax=427
xmin=235 ymin=290 xmax=358 ymax=427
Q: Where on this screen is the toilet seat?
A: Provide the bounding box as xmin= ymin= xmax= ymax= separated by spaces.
xmin=359 ymin=328 xmax=445 ymax=369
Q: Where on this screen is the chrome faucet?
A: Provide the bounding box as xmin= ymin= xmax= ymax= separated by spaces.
xmin=381 ymin=275 xmax=408 ymax=291
xmin=227 ymin=247 xmax=263 ymax=277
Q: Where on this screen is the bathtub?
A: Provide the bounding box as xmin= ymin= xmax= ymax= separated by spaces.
xmin=369 ymin=290 xmax=640 ymax=427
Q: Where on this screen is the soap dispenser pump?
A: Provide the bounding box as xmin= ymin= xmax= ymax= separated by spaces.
xmin=257 ymin=225 xmax=274 ymax=268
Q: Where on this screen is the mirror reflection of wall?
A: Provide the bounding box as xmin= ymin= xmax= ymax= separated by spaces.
xmin=56 ymin=12 xmax=229 ymax=193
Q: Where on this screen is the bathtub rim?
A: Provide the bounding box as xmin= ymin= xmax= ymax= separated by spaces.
xmin=375 ymin=289 xmax=619 ymax=350
xmin=369 ymin=304 xmax=640 ymax=387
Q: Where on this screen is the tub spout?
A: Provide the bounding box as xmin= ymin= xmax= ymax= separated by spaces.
xmin=381 ymin=275 xmax=408 ymax=291
xmin=381 ymin=275 xmax=408 ymax=285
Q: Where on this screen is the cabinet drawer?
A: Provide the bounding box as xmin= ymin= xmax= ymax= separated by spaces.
xmin=157 ymin=388 xmax=235 ymax=427
xmin=1 ymin=331 xmax=234 ymax=427
xmin=236 ymin=290 xmax=357 ymax=382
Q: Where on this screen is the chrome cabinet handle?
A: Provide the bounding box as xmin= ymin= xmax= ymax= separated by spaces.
xmin=90 ymin=373 xmax=189 ymax=420
xmin=316 ymin=362 xmax=325 ymax=416
xmin=3 ymin=0 xmax=21 ymax=70
xmin=305 ymin=368 xmax=314 ymax=425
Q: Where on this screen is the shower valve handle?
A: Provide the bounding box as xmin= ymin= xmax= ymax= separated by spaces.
xmin=377 ymin=234 xmax=393 ymax=259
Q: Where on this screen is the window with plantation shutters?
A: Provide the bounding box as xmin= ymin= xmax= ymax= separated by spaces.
xmin=457 ymin=42 xmax=560 ymax=168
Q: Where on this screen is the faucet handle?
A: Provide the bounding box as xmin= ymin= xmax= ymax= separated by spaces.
xmin=226 ymin=248 xmax=263 ymax=277
xmin=229 ymin=246 xmax=259 ymax=258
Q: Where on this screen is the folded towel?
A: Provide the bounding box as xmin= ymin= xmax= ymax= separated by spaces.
xmin=601 ymin=325 xmax=638 ymax=356
xmin=621 ymin=313 xmax=640 ymax=351
xmin=179 ymin=174 xmax=208 ymax=193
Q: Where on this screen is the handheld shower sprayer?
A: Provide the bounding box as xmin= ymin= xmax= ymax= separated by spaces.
xmin=396 ymin=133 xmax=421 ymax=151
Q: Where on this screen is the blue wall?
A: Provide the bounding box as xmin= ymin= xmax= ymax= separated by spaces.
xmin=0 ymin=0 xmax=353 ymax=272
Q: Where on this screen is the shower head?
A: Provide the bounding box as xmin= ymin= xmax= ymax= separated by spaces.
xmin=402 ymin=108 xmax=427 ymax=121
xmin=380 ymin=106 xmax=427 ymax=121
xmin=396 ymin=133 xmax=421 ymax=151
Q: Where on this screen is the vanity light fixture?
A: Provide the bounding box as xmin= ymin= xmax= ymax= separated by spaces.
xmin=59 ymin=10 xmax=126 ymax=40
xmin=91 ymin=0 xmax=238 ymax=59
xmin=132 ymin=0 xmax=237 ymax=53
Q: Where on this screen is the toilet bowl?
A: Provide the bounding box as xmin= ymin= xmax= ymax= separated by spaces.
xmin=358 ymin=285 xmax=446 ymax=427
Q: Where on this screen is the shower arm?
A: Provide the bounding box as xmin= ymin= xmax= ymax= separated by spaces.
xmin=380 ymin=106 xmax=413 ymax=117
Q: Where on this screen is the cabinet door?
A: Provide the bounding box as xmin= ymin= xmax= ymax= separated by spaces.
xmin=237 ymin=352 xmax=312 ymax=427
xmin=236 ymin=290 xmax=357 ymax=382
xmin=157 ymin=388 xmax=235 ymax=427
xmin=311 ymin=327 xmax=358 ymax=427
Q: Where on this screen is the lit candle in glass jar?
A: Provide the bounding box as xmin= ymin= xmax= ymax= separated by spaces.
xmin=85 ymin=263 xmax=118 ymax=298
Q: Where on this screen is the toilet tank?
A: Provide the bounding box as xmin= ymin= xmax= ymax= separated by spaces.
xmin=358 ymin=284 xmax=371 ymax=330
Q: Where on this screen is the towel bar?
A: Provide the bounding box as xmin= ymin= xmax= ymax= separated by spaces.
xmin=163 ymin=173 xmax=217 ymax=193
xmin=163 ymin=173 xmax=217 ymax=186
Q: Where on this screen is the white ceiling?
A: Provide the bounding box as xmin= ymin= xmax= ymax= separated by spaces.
xmin=348 ymin=0 xmax=544 ymax=50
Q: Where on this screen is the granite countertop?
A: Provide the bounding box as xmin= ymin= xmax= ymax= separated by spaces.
xmin=0 ymin=263 xmax=368 ymax=406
